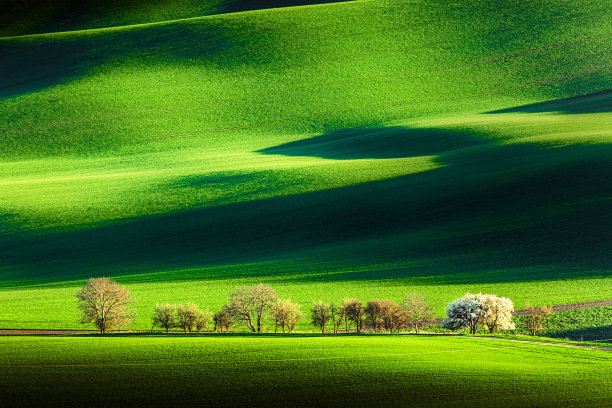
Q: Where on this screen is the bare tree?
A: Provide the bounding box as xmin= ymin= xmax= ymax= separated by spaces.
xmin=270 ymin=300 xmax=282 ymax=333
xmin=270 ymin=299 xmax=283 ymax=333
xmin=379 ymin=299 xmax=403 ymax=332
xmin=311 ymin=301 xmax=331 ymax=333
xmin=365 ymin=299 xmax=383 ymax=332
xmin=227 ymin=286 xmax=256 ymax=332
xmin=270 ymin=298 xmax=303 ymax=333
xmin=286 ymin=299 xmax=303 ymax=333
xmin=523 ymin=303 xmax=553 ymax=336
xmin=250 ymin=284 xmax=277 ymax=333
xmin=213 ymin=306 xmax=235 ymax=332
xmin=227 ymin=284 xmax=277 ymax=332
xmin=195 ymin=309 xmax=213 ymax=332
xmin=75 ymin=277 xmax=135 ymax=333
xmin=343 ymin=299 xmax=365 ymax=333
xmin=401 ymin=292 xmax=434 ymax=333
xmin=388 ymin=303 xmax=405 ymax=332
xmin=329 ymin=301 xmax=343 ymax=333
xmin=176 ymin=303 xmax=199 ymax=332
xmin=152 ymin=303 xmax=176 ymax=332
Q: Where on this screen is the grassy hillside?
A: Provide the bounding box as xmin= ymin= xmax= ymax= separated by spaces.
xmin=0 ymin=335 xmax=610 ymax=407
xmin=0 ymin=0 xmax=349 ymax=37
xmin=0 ymin=0 xmax=610 ymax=328
xmin=513 ymin=306 xmax=612 ymax=341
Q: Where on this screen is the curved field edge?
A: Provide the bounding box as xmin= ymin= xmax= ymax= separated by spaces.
xmin=0 ymin=335 xmax=610 ymax=407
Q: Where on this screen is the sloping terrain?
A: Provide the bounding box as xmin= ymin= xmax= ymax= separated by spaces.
xmin=0 ymin=0 xmax=610 ymax=328
xmin=0 ymin=0 xmax=350 ymax=37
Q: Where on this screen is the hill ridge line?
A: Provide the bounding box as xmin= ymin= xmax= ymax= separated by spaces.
xmin=0 ymin=1 xmax=349 ymax=41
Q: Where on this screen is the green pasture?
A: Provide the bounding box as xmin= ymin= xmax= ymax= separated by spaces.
xmin=0 ymin=0 xmax=611 ymax=329
xmin=0 ymin=335 xmax=610 ymax=407
xmin=512 ymin=306 xmax=612 ymax=342
xmin=1 ymin=264 xmax=611 ymax=331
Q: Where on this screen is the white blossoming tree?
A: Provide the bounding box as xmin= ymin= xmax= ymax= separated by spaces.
xmin=442 ymin=293 xmax=515 ymax=334
xmin=476 ymin=293 xmax=515 ymax=334
xmin=442 ymin=296 xmax=482 ymax=334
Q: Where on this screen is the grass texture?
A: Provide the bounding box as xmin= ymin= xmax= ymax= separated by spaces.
xmin=0 ymin=0 xmax=610 ymax=329
xmin=0 ymin=335 xmax=610 ymax=407
xmin=512 ymin=306 xmax=612 ymax=341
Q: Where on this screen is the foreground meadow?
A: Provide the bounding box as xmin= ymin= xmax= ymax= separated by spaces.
xmin=0 ymin=335 xmax=610 ymax=407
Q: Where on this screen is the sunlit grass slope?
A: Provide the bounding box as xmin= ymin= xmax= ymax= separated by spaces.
xmin=0 ymin=335 xmax=610 ymax=407
xmin=0 ymin=0 xmax=610 ymax=328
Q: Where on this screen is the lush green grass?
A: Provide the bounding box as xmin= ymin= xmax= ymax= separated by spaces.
xmin=512 ymin=306 xmax=612 ymax=341
xmin=0 ymin=0 xmax=610 ymax=329
xmin=479 ymin=334 xmax=611 ymax=349
xmin=0 ymin=334 xmax=610 ymax=407
xmin=1 ymin=265 xmax=611 ymax=330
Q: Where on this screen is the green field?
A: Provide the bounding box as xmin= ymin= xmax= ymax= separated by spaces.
xmin=511 ymin=306 xmax=612 ymax=341
xmin=0 ymin=0 xmax=611 ymax=331
xmin=0 ymin=335 xmax=610 ymax=407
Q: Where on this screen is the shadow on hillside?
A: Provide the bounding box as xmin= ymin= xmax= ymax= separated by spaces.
xmin=0 ymin=12 xmax=295 ymax=98
xmin=257 ymin=126 xmax=494 ymax=159
xmin=222 ymin=0 xmax=353 ymax=14
xmin=0 ymin=130 xmax=610 ymax=285
xmin=548 ymin=325 xmax=612 ymax=342
xmin=1 ymin=0 xmax=355 ymax=37
xmin=486 ymin=90 xmax=612 ymax=114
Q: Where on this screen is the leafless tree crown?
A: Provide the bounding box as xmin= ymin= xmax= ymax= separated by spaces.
xmin=75 ymin=277 xmax=135 ymax=333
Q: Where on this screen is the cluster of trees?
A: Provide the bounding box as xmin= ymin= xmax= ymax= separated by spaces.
xmin=523 ymin=303 xmax=553 ymax=336
xmin=442 ymin=293 xmax=515 ymax=334
xmin=212 ymin=284 xmax=303 ymax=333
xmin=75 ymin=279 xmax=553 ymax=336
xmin=311 ymin=292 xmax=433 ymax=334
xmin=152 ymin=303 xmax=212 ymax=332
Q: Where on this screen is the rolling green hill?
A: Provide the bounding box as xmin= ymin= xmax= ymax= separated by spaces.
xmin=0 ymin=0 xmax=610 ymax=329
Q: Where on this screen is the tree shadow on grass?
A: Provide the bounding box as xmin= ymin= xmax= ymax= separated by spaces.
xmin=547 ymin=325 xmax=612 ymax=342
xmin=222 ymin=0 xmax=353 ymax=14
xmin=486 ymin=90 xmax=611 ymax=114
xmin=0 ymin=132 xmax=610 ymax=286
xmin=257 ymin=126 xmax=495 ymax=159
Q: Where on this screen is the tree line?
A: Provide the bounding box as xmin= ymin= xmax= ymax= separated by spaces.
xmin=75 ymin=278 xmax=552 ymax=336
